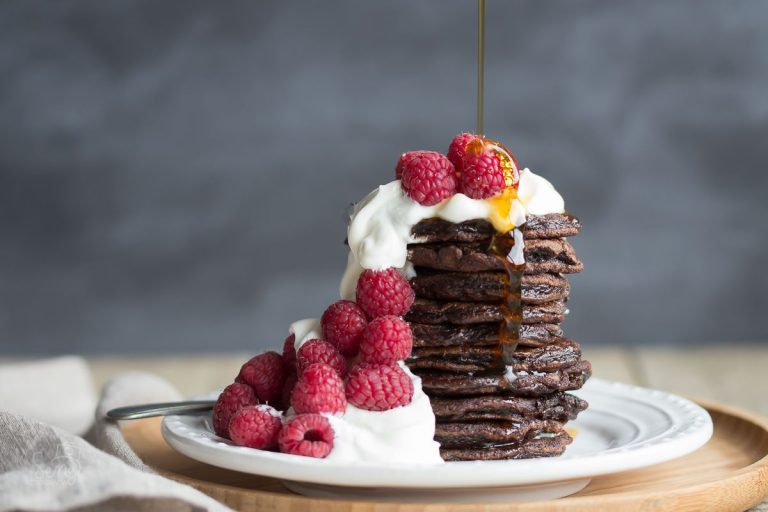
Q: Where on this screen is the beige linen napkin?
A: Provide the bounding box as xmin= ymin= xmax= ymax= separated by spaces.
xmin=0 ymin=357 xmax=231 ymax=512
xmin=0 ymin=357 xmax=96 ymax=436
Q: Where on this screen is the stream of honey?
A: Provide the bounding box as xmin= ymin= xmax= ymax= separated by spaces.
xmin=476 ymin=0 xmax=485 ymax=135
xmin=476 ymin=0 xmax=525 ymax=370
xmin=489 ymin=232 xmax=525 ymax=368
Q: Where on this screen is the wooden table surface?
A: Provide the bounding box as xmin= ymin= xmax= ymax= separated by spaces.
xmin=80 ymin=345 xmax=768 ymax=418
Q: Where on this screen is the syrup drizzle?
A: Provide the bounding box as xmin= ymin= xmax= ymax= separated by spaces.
xmin=477 ymin=0 xmax=524 ymax=371
xmin=476 ymin=0 xmax=485 ymax=135
xmin=489 ymin=228 xmax=525 ymax=367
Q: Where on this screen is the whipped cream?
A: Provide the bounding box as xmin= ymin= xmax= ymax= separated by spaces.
xmin=289 ymin=318 xmax=322 ymax=352
xmin=516 ymin=169 xmax=565 ymax=215
xmin=288 ymin=318 xmax=443 ymax=464
xmin=324 ymin=364 xmax=442 ymax=465
xmin=341 ymin=168 xmax=564 ymax=299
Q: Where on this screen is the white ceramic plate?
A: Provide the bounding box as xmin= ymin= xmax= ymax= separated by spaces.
xmin=162 ymin=378 xmax=712 ymax=502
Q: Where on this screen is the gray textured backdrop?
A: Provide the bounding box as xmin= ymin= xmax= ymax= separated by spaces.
xmin=1 ymin=0 xmax=767 ymax=354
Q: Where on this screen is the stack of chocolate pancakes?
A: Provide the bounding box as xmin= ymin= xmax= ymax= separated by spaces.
xmin=404 ymin=213 xmax=592 ymax=461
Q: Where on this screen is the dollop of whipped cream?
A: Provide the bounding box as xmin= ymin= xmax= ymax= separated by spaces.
xmin=325 ymin=364 xmax=442 ymax=464
xmin=287 ymin=318 xmax=443 ymax=465
xmin=341 ymin=168 xmax=564 ymax=298
xmin=517 ymin=169 xmax=565 ymax=215
xmin=288 ymin=318 xmax=443 ymax=464
xmin=289 ymin=318 xmax=322 ymax=351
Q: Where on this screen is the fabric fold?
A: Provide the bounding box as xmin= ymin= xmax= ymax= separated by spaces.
xmin=0 ymin=359 xmax=231 ymax=512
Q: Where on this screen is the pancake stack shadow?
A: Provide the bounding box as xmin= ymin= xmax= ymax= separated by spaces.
xmin=404 ymin=213 xmax=592 ymax=461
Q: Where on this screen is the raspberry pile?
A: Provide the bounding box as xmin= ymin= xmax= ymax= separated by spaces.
xmin=398 ymin=133 xmax=520 ymax=204
xmin=211 ymin=259 xmax=419 ymax=458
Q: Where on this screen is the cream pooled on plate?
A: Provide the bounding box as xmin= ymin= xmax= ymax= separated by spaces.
xmin=324 ymin=364 xmax=441 ymax=464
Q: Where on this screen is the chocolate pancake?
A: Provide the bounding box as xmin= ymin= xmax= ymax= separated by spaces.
xmin=435 ymin=418 xmax=564 ymax=449
xmin=407 ymin=238 xmax=582 ymax=275
xmin=508 ymin=337 xmax=581 ymax=372
xmin=524 ymin=238 xmax=584 ymax=275
xmin=411 ymin=321 xmax=497 ymax=347
xmin=407 ymin=345 xmax=499 ymax=372
xmin=405 ymin=298 xmax=567 ymax=325
xmin=411 ymin=213 xmax=581 ymax=244
xmin=516 ymin=323 xmax=565 ymax=346
xmin=405 ymin=209 xmax=587 ymax=462
xmin=410 ymin=322 xmax=563 ymax=349
xmin=411 ymin=218 xmax=496 ymax=244
xmin=407 ymin=337 xmax=581 ymax=373
xmin=408 ymin=242 xmax=505 ymax=273
xmin=416 ymin=359 xmax=592 ymax=397
xmin=409 ymin=271 xmax=569 ymax=305
xmin=440 ymin=431 xmax=572 ymax=461
xmin=430 ymin=392 xmax=588 ymax=422
xmin=521 ymin=214 xmax=582 ymax=240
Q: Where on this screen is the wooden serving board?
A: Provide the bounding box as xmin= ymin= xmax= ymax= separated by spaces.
xmin=123 ymin=401 xmax=768 ymax=511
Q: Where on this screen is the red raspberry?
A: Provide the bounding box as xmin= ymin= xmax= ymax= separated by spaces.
xmin=447 ymin=132 xmax=479 ymax=174
xmin=296 ymin=339 xmax=347 ymax=378
xmin=228 ymin=405 xmax=283 ymax=449
xmin=290 ymin=363 xmax=347 ymax=415
xmin=400 ymin=151 xmax=457 ymax=206
xmin=460 ymin=149 xmax=505 ymax=199
xmin=355 ymin=268 xmax=415 ymax=319
xmin=395 ymin=150 xmax=429 ymax=180
xmin=345 ymin=363 xmax=414 ymax=411
xmin=282 ymin=334 xmax=297 ymax=367
xmin=359 ymin=315 xmax=413 ymax=364
xmin=236 ymin=351 xmax=287 ymax=406
xmin=278 ymin=414 xmax=334 ymax=458
xmin=321 ymin=300 xmax=367 ymax=356
xmin=212 ymin=382 xmax=258 ymax=438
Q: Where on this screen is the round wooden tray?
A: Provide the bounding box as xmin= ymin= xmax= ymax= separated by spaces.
xmin=123 ymin=400 xmax=768 ymax=511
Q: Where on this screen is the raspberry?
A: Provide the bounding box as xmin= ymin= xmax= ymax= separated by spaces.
xmin=359 ymin=315 xmax=413 ymax=364
xmin=228 ymin=405 xmax=283 ymax=449
xmin=395 ymin=150 xmax=429 ymax=180
xmin=278 ymin=414 xmax=334 ymax=458
xmin=447 ymin=132 xmax=479 ymax=174
xmin=345 ymin=363 xmax=414 ymax=411
xmin=460 ymin=148 xmax=505 ymax=199
xmin=400 ymin=151 xmax=457 ymax=206
xmin=355 ymin=268 xmax=415 ymax=319
xmin=296 ymin=339 xmax=347 ymax=378
xmin=290 ymin=363 xmax=347 ymax=415
xmin=282 ymin=334 xmax=297 ymax=367
xmin=487 ymin=140 xmax=521 ymax=188
xmin=212 ymin=382 xmax=258 ymax=439
xmin=321 ymin=300 xmax=367 ymax=356
xmin=236 ymin=351 xmax=287 ymax=406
